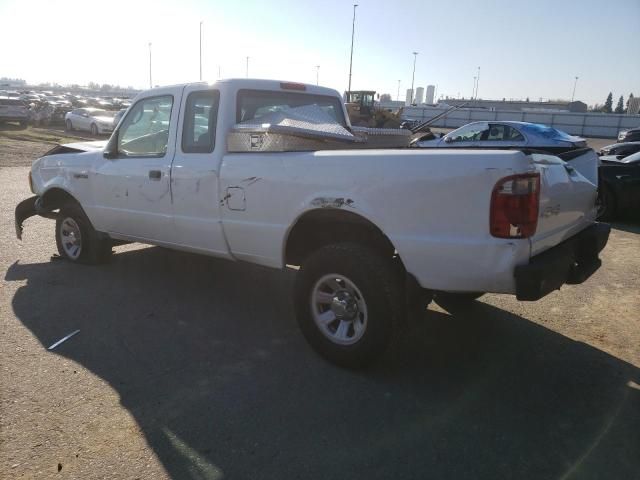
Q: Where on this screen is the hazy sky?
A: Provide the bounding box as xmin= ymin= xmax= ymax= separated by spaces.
xmin=1 ymin=0 xmax=638 ymax=106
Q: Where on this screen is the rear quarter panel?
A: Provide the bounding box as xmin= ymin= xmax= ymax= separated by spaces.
xmin=219 ymin=149 xmax=535 ymax=293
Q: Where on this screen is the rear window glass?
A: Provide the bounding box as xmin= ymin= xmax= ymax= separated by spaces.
xmin=522 ymin=123 xmax=573 ymax=140
xmin=236 ymin=89 xmax=346 ymax=126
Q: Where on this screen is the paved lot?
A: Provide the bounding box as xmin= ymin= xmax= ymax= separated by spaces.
xmin=1 ymin=134 xmax=639 ymax=479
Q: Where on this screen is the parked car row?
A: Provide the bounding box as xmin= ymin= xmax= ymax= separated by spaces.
xmin=0 ymin=89 xmax=132 ymax=129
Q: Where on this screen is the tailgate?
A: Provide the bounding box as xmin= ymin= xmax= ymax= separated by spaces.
xmin=529 ymin=153 xmax=598 ymax=256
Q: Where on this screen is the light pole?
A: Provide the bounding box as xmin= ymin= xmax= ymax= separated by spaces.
xmin=148 ymin=42 xmax=152 ymax=88
xmin=315 ymin=65 xmax=320 ymax=85
xmin=472 ymin=76 xmax=476 ymax=98
xmin=397 ymin=80 xmax=401 ymax=101
xmin=571 ymin=76 xmax=579 ymax=102
xmin=347 ymin=4 xmax=358 ymax=93
xmin=246 ymin=56 xmax=249 ymax=78
xmin=475 ymin=66 xmax=481 ymax=99
xmin=199 ymin=21 xmax=203 ymax=81
xmin=410 ymin=51 xmax=418 ymax=104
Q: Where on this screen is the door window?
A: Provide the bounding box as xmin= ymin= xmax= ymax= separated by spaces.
xmin=446 ymin=123 xmax=489 ymax=143
xmin=485 ymin=124 xmax=525 ymax=142
xmin=182 ymin=90 xmax=220 ymax=153
xmin=117 ymin=95 xmax=173 ymax=157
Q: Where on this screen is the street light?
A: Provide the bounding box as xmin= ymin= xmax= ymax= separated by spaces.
xmin=571 ymin=76 xmax=579 ymax=102
xmin=410 ymin=51 xmax=418 ymax=104
xmin=315 ymin=65 xmax=320 ymax=85
xmin=475 ymin=66 xmax=481 ymax=99
xmin=397 ymin=80 xmax=401 ymax=101
xmin=472 ymin=76 xmax=476 ymax=98
xmin=199 ymin=21 xmax=203 ymax=81
xmin=347 ymin=4 xmax=358 ymax=93
xmin=148 ymin=42 xmax=152 ymax=88
xmin=246 ymin=56 xmax=249 ymax=78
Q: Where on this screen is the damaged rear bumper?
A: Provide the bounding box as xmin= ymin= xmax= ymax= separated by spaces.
xmin=514 ymin=222 xmax=610 ymax=301
xmin=15 ymin=196 xmax=58 ymax=240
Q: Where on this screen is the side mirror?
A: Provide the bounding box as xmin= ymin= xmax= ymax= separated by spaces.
xmin=103 ymin=131 xmax=119 ymax=159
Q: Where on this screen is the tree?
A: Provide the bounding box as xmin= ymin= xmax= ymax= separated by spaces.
xmin=603 ymin=92 xmax=613 ymax=113
xmin=626 ymin=93 xmax=634 ymax=113
xmin=614 ymin=96 xmax=624 ymax=113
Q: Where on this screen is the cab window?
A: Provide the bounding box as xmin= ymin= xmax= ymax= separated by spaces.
xmin=182 ymin=90 xmax=220 ymax=153
xmin=117 ymin=95 xmax=173 ymax=157
xmin=237 ymin=89 xmax=346 ymax=126
xmin=447 ymin=123 xmax=489 ymax=143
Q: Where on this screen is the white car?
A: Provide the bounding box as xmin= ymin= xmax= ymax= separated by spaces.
xmin=65 ymin=108 xmax=116 ymax=135
xmin=15 ymin=79 xmax=609 ymax=367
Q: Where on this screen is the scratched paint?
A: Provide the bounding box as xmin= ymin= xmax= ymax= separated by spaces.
xmin=310 ymin=197 xmax=355 ymax=209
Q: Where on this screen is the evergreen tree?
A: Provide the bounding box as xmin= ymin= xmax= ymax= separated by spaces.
xmin=614 ymin=96 xmax=624 ymax=113
xmin=603 ymin=93 xmax=613 ymax=113
xmin=626 ymin=93 xmax=634 ymax=113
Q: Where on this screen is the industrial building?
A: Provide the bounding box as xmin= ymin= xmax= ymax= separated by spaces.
xmin=426 ymin=85 xmax=435 ymax=105
xmin=415 ymin=87 xmax=424 ymax=105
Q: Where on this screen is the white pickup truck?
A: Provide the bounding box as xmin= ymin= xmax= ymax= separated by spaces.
xmin=15 ymin=79 xmax=610 ymax=367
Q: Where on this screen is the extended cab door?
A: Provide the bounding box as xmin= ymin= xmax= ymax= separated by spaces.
xmin=170 ymin=86 xmax=230 ymax=256
xmin=92 ymin=91 xmax=179 ymax=242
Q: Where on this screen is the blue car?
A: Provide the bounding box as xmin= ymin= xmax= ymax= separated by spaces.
xmin=417 ymin=121 xmax=587 ymax=153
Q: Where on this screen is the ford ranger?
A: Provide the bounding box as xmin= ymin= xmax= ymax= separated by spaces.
xmin=15 ymin=79 xmax=610 ymax=367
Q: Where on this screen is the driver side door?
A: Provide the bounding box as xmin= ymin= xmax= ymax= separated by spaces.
xmin=93 ymin=91 xmax=179 ymax=243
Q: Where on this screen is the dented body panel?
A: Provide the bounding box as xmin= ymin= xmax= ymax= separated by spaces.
xmin=19 ymin=79 xmax=603 ymax=296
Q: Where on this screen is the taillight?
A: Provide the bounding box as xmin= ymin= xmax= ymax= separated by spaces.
xmin=490 ymin=173 xmax=540 ymax=239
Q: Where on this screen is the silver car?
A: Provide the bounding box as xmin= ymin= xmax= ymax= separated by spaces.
xmin=65 ymin=108 xmax=116 ymax=135
xmin=417 ymin=121 xmax=587 ymax=152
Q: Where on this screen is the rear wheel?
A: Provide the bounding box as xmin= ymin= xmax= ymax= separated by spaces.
xmin=295 ymin=243 xmax=404 ymax=368
xmin=55 ymin=203 xmax=112 ymax=264
xmin=90 ymin=123 xmax=98 ymax=136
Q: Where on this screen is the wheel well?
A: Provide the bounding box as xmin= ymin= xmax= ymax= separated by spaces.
xmin=285 ymin=209 xmax=401 ymax=268
xmin=41 ymin=188 xmax=80 ymax=211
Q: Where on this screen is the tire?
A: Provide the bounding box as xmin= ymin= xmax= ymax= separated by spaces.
xmin=90 ymin=123 xmax=98 ymax=136
xmin=66 ymin=119 xmax=73 ymax=131
xmin=597 ymin=185 xmax=616 ymax=220
xmin=55 ymin=202 xmax=112 ymax=264
xmin=434 ymin=292 xmax=484 ymax=308
xmin=294 ymin=243 xmax=404 ymax=368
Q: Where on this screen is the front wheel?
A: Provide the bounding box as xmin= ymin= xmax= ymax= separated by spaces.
xmin=294 ymin=243 xmax=404 ymax=368
xmin=65 ymin=119 xmax=73 ymax=131
xmin=90 ymin=123 xmax=98 ymax=136
xmin=55 ymin=203 xmax=112 ymax=264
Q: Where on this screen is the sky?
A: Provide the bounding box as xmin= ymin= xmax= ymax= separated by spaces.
xmin=1 ymin=0 xmax=638 ymax=107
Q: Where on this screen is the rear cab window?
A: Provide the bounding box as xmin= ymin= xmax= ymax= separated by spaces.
xmin=182 ymin=90 xmax=220 ymax=153
xmin=236 ymin=89 xmax=346 ymax=126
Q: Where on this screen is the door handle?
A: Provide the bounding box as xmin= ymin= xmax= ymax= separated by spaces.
xmin=149 ymin=170 xmax=162 ymax=180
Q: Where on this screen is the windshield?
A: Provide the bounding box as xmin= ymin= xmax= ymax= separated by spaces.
xmin=521 ymin=123 xmax=575 ymax=140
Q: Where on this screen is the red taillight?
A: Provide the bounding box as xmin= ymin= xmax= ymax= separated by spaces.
xmin=490 ymin=173 xmax=540 ymax=239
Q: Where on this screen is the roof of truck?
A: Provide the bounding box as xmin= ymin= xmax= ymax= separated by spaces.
xmin=146 ymin=78 xmax=341 ymax=97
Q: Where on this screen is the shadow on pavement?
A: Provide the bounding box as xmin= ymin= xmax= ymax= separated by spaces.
xmin=6 ymin=246 xmax=640 ymax=479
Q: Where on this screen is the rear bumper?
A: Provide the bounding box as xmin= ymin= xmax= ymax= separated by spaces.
xmin=515 ymin=222 xmax=610 ymax=300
